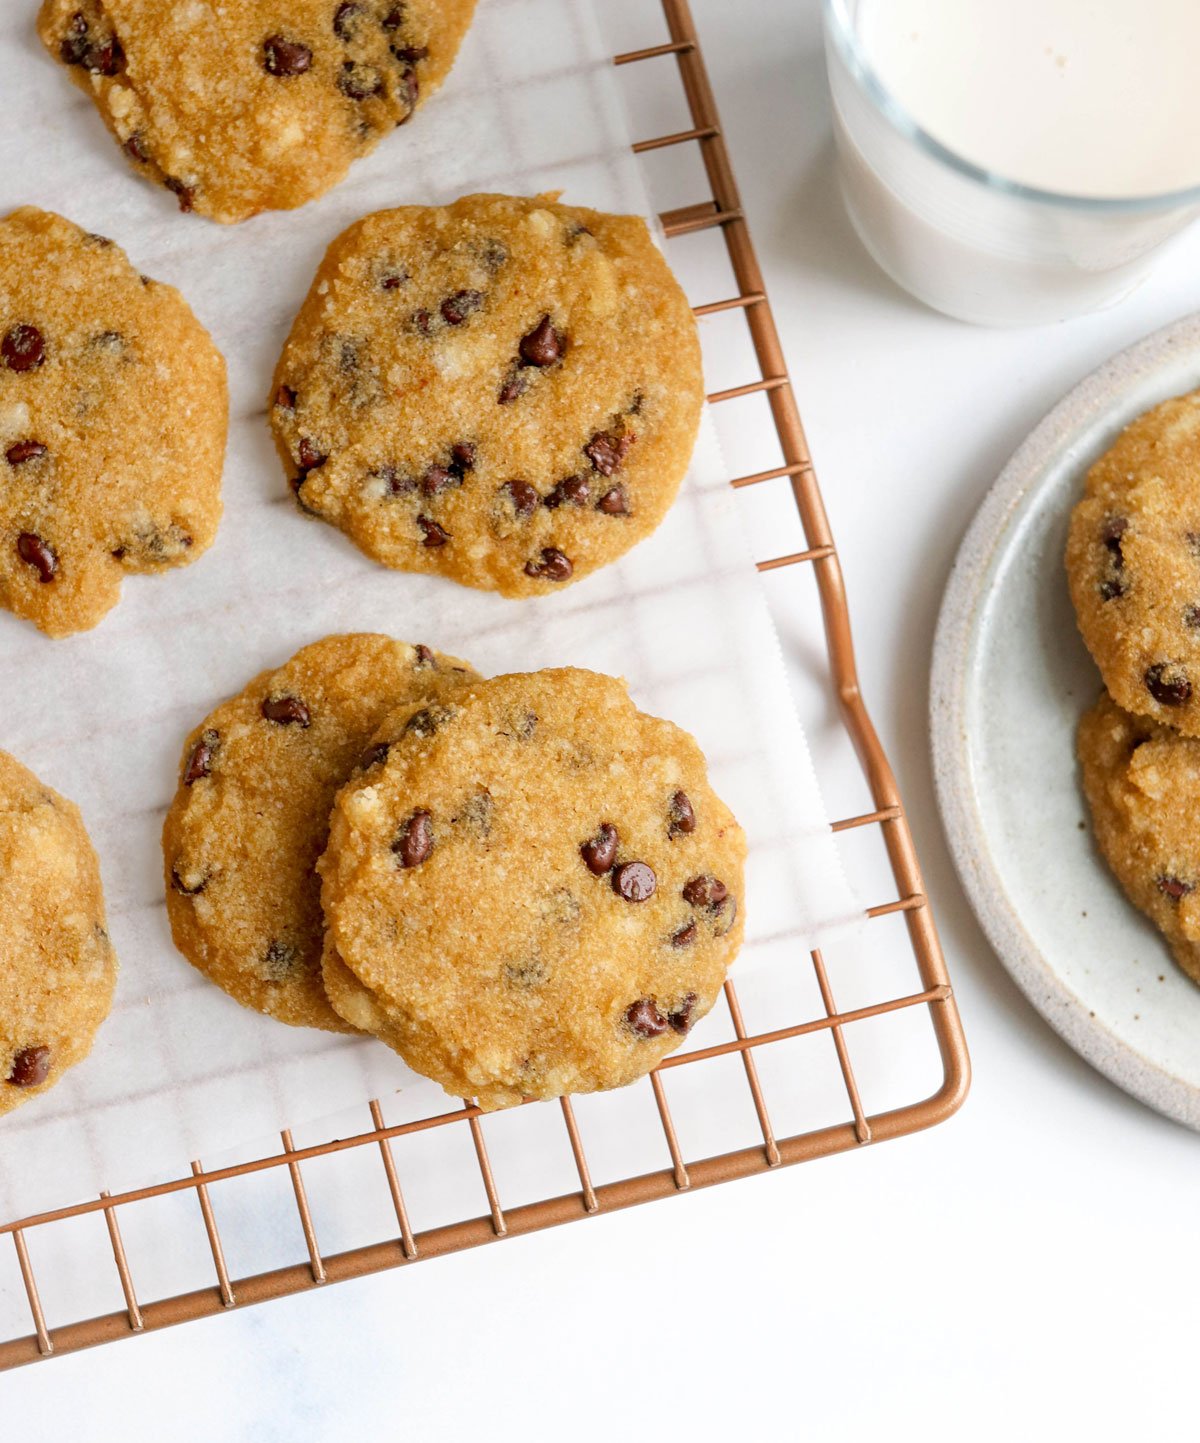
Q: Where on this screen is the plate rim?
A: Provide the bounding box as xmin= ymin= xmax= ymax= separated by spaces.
xmin=931 ymin=310 xmax=1200 ymax=1132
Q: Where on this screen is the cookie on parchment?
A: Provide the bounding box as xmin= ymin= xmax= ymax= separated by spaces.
xmin=319 ymin=669 xmax=745 ymax=1107
xmin=1066 ymin=390 xmax=1200 ymax=737
xmin=163 ymin=634 xmax=478 ymax=1032
xmin=1078 ymin=689 xmax=1200 ymax=986
xmin=37 ymin=0 xmax=478 ymax=224
xmin=0 ymin=749 xmax=118 ymax=1115
xmin=270 ymin=193 xmax=703 ymax=595
xmin=0 ymin=206 xmax=225 ymax=638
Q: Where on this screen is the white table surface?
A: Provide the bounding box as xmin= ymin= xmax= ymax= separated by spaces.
xmin=11 ymin=2 xmax=1200 ymax=1436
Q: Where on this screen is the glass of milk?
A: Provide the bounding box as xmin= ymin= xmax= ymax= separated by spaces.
xmin=824 ymin=0 xmax=1200 ymax=325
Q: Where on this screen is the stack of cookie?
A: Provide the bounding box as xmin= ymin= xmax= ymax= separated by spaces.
xmin=1068 ymin=390 xmax=1200 ymax=984
xmin=163 ymin=639 xmax=746 ymax=1108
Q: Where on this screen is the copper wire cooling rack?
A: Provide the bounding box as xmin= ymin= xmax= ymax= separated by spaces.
xmin=0 ymin=0 xmax=970 ymax=1369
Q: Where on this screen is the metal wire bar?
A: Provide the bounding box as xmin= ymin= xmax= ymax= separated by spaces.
xmin=465 ymin=1107 xmax=507 ymax=1238
xmin=369 ymin=1101 xmax=417 ymax=1260
xmin=811 ymin=951 xmax=872 ymax=1145
xmin=724 ymin=981 xmax=781 ymax=1167
xmin=649 ymin=1074 xmax=690 ymax=1190
xmin=559 ymin=1098 xmax=599 ymax=1214
xmin=12 ymin=1231 xmax=51 ymax=1355
xmin=280 ymin=1131 xmax=326 ymax=1284
xmin=191 ymin=1161 xmax=235 ymax=1308
xmin=99 ymin=1193 xmax=143 ymax=1332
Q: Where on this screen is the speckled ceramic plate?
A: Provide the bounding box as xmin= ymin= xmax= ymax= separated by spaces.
xmin=932 ymin=313 xmax=1200 ymax=1131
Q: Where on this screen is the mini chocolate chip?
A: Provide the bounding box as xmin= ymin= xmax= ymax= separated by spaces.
xmin=581 ymin=823 xmax=618 ymax=875
xmin=413 ymin=308 xmax=433 ymax=334
xmin=394 ymin=809 xmax=433 ymax=867
xmin=261 ymin=695 xmax=311 ymax=727
xmin=171 ymin=867 xmax=207 ymax=896
xmin=524 ymin=547 xmax=572 ymax=581
xmin=613 ymin=861 xmax=656 ymax=902
xmin=566 ymin=222 xmax=593 ymax=245
xmin=84 ymin=37 xmax=123 ymax=75
xmin=585 ymin=429 xmax=634 ymax=476
xmin=125 ymin=132 xmax=150 ymax=163
xmin=1099 ymin=579 xmax=1125 ymax=601
xmin=441 ymin=290 xmax=483 ymax=325
xmin=264 ymin=34 xmax=313 ymax=76
xmin=382 ymin=5 xmax=406 ymax=30
xmin=456 ymin=789 xmax=493 ymax=840
xmin=501 ymin=479 xmax=539 ymax=517
xmin=671 ymin=921 xmax=697 ymax=949
xmin=6 ymin=1046 xmax=50 ymax=1088
xmin=165 ymin=177 xmax=195 ymax=212
xmin=84 ymin=232 xmax=113 ymax=248
xmin=713 ymin=895 xmax=738 ymax=936
xmin=380 ymin=270 xmax=407 ymax=290
xmin=60 ymin=14 xmax=88 ymax=65
xmin=668 ymin=791 xmax=696 ymax=837
xmin=625 ymin=999 xmax=668 ymax=1038
xmin=392 ymin=43 xmax=428 ymax=63
xmin=358 ymin=741 xmax=391 ymax=772
xmin=6 ymin=440 xmax=46 ymax=465
xmin=1145 ymin=663 xmax=1192 ymax=707
xmin=544 ymin=475 xmax=589 ymax=509
xmin=263 ymin=940 xmax=299 ymax=979
xmin=597 ymin=484 xmax=629 ymax=515
xmin=498 ymin=371 xmax=528 ymax=404
xmin=519 ymin=315 xmax=564 ymax=368
xmin=274 ymin=384 xmax=297 ymax=410
xmin=297 ymin=438 xmax=327 ymax=471
xmin=1101 ymin=516 xmax=1128 ymax=552
xmin=451 ymin=442 xmax=476 ymax=472
xmin=333 ymin=2 xmax=363 ymax=39
xmin=184 ymin=728 xmax=219 ymax=784
xmin=1157 ymin=875 xmax=1194 ymax=901
xmin=405 ymin=704 xmax=453 ymax=737
xmin=3 ymin=325 xmax=45 ymax=372
xmin=1186 ymin=605 xmax=1200 ymax=631
xmin=394 ymin=64 xmax=419 ymax=113
xmin=418 ymin=515 xmax=449 ymax=547
xmin=16 ymin=533 xmax=56 ymax=582
xmin=414 ymin=643 xmax=435 ymax=667
xmin=669 ymin=992 xmax=698 ymax=1032
xmin=683 ymin=874 xmax=728 ymax=908
xmin=373 ymin=465 xmax=414 ymax=496
xmin=422 ymin=464 xmax=457 ymax=497
xmin=339 ymin=61 xmax=383 ymax=99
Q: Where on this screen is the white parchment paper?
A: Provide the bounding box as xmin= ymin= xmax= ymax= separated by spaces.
xmin=0 ymin=0 xmax=862 ymax=1221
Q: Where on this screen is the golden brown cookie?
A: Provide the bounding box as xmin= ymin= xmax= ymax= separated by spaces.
xmin=0 ymin=749 xmax=118 ymax=1115
xmin=1078 ymin=689 xmax=1200 ymax=985
xmin=37 ymin=0 xmax=477 ymax=224
xmin=270 ymin=193 xmax=703 ymax=595
xmin=163 ymin=634 xmax=478 ymax=1031
xmin=319 ymin=669 xmax=746 ymax=1107
xmin=1067 ymin=390 xmax=1200 ymax=736
xmin=0 ymin=206 xmax=225 ymax=637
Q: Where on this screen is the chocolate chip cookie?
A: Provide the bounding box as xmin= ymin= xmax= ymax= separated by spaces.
xmin=270 ymin=193 xmax=703 ymax=594
xmin=38 ymin=0 xmax=477 ymax=224
xmin=318 ymin=669 xmax=745 ymax=1107
xmin=1066 ymin=389 xmax=1200 ymax=736
xmin=163 ymin=634 xmax=478 ymax=1031
xmin=0 ymin=206 xmax=225 ymax=637
xmin=1 ymin=749 xmax=118 ymax=1115
xmin=1078 ymin=689 xmax=1200 ymax=985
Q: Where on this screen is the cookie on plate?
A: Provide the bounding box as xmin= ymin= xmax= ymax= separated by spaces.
xmin=1078 ymin=688 xmax=1200 ymax=986
xmin=0 ymin=206 xmax=226 ymax=637
xmin=270 ymin=193 xmax=703 ymax=595
xmin=1066 ymin=389 xmax=1200 ymax=736
xmin=163 ymin=634 xmax=478 ymax=1031
xmin=0 ymin=749 xmax=118 ymax=1115
xmin=319 ymin=669 xmax=745 ymax=1107
xmin=37 ymin=0 xmax=478 ymax=224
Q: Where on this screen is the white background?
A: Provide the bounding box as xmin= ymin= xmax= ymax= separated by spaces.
xmin=10 ymin=1 xmax=1200 ymax=1436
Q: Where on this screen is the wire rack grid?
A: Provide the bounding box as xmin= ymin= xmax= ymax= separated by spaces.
xmin=0 ymin=0 xmax=970 ymax=1370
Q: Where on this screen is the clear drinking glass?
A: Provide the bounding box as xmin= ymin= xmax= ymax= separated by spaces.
xmin=823 ymin=0 xmax=1200 ymax=326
